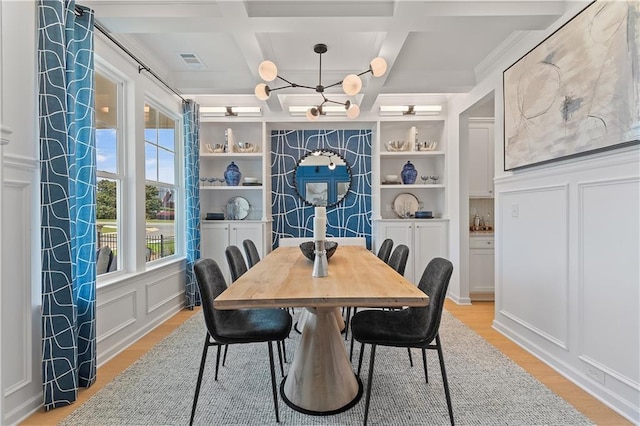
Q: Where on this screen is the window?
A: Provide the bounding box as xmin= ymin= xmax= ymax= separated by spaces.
xmin=95 ymin=71 xmax=122 ymax=274
xmin=144 ymin=103 xmax=178 ymax=261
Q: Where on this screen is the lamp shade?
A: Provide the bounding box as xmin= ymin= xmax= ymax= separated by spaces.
xmin=254 ymin=83 xmax=270 ymax=100
xmin=346 ymin=103 xmax=360 ymax=119
xmin=306 ymin=107 xmax=319 ymax=121
xmin=258 ymin=60 xmax=278 ymax=82
xmin=370 ymin=57 xmax=387 ymax=77
xmin=342 ymin=74 xmax=362 ymax=96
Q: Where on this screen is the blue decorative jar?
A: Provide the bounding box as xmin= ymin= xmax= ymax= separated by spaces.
xmin=401 ymin=161 xmax=417 ymax=184
xmin=224 ymin=161 xmax=241 ymax=186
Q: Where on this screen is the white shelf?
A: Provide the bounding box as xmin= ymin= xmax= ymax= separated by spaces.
xmin=200 ymin=152 xmax=262 ymax=159
xmin=380 ymin=184 xmax=444 ymax=189
xmin=379 ymin=150 xmax=445 ymax=157
xmin=200 ymin=186 xmax=263 ymax=190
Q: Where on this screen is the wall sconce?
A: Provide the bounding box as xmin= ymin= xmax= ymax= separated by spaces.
xmin=200 ymin=106 xmax=262 ymax=118
xmin=379 ymin=105 xmax=442 ymax=116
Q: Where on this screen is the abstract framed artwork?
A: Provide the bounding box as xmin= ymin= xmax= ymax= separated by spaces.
xmin=503 ymin=0 xmax=639 ymax=170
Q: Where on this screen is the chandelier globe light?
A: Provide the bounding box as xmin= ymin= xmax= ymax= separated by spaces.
xmin=255 ymin=43 xmax=387 ymax=120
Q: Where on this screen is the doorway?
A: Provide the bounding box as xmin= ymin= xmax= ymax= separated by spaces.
xmin=459 ymin=93 xmax=495 ymax=303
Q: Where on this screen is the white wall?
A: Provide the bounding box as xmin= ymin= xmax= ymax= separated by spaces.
xmin=0 ymin=5 xmax=186 ymax=424
xmin=447 ymin=1 xmax=639 ymax=422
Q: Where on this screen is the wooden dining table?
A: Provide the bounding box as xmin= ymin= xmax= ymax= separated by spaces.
xmin=214 ymin=245 xmax=429 ymax=415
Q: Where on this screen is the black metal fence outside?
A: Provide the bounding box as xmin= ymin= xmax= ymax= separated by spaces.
xmin=97 ymin=232 xmax=175 ymax=261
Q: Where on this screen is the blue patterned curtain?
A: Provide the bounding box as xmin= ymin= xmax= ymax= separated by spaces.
xmin=183 ymin=100 xmax=201 ymax=308
xmin=38 ymin=0 xmax=96 ymax=409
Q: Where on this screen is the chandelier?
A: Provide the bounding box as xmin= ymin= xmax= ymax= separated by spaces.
xmin=254 ymin=43 xmax=387 ymax=121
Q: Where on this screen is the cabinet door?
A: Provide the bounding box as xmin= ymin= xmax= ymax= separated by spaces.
xmin=469 ymin=123 xmax=494 ymax=197
xmin=377 ymin=222 xmax=414 ymax=282
xmin=201 ymin=223 xmax=231 ymax=283
xmin=229 ymin=222 xmax=264 ymax=262
xmin=469 ymin=248 xmax=495 ymax=297
xmin=414 ymin=222 xmax=448 ymax=284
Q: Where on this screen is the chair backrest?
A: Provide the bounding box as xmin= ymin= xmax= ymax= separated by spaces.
xmin=194 ymin=258 xmax=229 ymax=339
xmin=387 ymin=244 xmax=409 ymax=276
xmin=96 ymin=246 xmax=113 ymax=275
xmin=225 ymin=245 xmax=248 ymax=282
xmin=410 ymin=257 xmax=454 ymax=344
xmin=278 ymin=237 xmax=308 ymax=247
xmin=242 ymin=239 xmax=261 ymax=268
xmin=377 ymin=238 xmax=394 ymax=263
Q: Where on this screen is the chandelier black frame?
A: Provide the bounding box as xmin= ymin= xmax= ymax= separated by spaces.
xmin=255 ymin=43 xmax=387 ymax=120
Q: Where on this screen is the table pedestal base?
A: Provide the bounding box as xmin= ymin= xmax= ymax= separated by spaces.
xmin=294 ymin=307 xmax=345 ymax=334
xmin=282 ymin=307 xmax=362 ymax=414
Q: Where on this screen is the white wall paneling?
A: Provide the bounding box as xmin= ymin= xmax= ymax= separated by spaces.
xmin=578 ymin=177 xmax=640 ymax=393
xmin=498 ymin=184 xmax=570 ymax=349
xmin=493 ymin=148 xmax=640 ymax=422
xmin=1 ymin=154 xmax=40 ymax=425
xmin=145 ymin=269 xmax=185 ymax=314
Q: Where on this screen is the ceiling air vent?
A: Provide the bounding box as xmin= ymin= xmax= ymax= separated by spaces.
xmin=178 ymin=53 xmax=205 ymax=70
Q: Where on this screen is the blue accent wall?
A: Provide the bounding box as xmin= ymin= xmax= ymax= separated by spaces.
xmin=271 ymin=129 xmax=372 ymax=249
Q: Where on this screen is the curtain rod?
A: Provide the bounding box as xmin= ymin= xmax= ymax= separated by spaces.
xmin=75 ymin=6 xmax=187 ymax=103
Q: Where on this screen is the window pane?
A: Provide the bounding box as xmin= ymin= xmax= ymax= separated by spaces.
xmin=96 ymin=177 xmax=119 ymax=274
xmin=144 ymin=128 xmax=158 ymax=143
xmin=158 ymin=128 xmax=175 ymax=150
xmin=145 ymin=142 xmax=157 ymax=181
xmin=158 ymin=148 xmax=175 ymax=185
xmin=96 ymin=129 xmax=117 ymax=174
xmin=145 ymin=186 xmax=176 ymax=261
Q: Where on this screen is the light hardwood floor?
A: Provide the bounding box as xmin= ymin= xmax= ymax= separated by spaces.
xmin=22 ymin=301 xmax=630 ymax=425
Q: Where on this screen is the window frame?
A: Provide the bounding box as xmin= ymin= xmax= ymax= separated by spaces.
xmin=143 ymin=97 xmax=184 ymax=264
xmin=95 ymin=64 xmax=125 ymax=277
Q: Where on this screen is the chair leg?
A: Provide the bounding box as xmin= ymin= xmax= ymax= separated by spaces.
xmin=344 ymin=307 xmax=351 ymax=340
xmin=349 ymin=334 xmax=355 ymax=362
xmin=357 ymin=342 xmax=366 ymax=377
xmin=222 ymin=344 xmax=229 ymax=366
xmin=281 ymin=338 xmax=287 ymax=363
xmin=363 ymin=344 xmax=377 ymax=426
xmin=190 ymin=334 xmax=210 ymax=426
xmin=436 ymin=334 xmax=454 ymax=426
xmin=276 ymin=340 xmax=285 ymax=377
xmin=422 ymin=347 xmax=428 ymax=383
xmin=214 ymin=344 xmax=222 ymax=381
xmin=267 ymin=342 xmax=281 ymax=423
xmin=407 ymin=348 xmax=413 ymax=367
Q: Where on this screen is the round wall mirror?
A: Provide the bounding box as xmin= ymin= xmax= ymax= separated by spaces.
xmin=293 ymin=150 xmax=352 ymax=207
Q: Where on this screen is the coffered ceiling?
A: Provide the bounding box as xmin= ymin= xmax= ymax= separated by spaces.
xmin=85 ymin=0 xmax=567 ymax=117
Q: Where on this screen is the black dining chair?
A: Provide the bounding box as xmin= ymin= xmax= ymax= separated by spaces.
xmin=348 ymin=244 xmax=411 ymax=360
xmin=376 ymin=238 xmax=394 ymax=263
xmin=242 ymin=239 xmax=261 ymax=268
xmin=343 ymin=239 xmax=395 ymax=340
xmin=225 ymin=245 xmax=288 ymax=365
xmin=190 ymin=258 xmax=292 ymax=425
xmin=351 ymin=257 xmax=455 ymax=425
xmin=225 ymin=245 xmax=249 ymax=282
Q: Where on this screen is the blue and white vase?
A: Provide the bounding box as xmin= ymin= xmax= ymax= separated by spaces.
xmin=401 ymin=161 xmax=417 ymax=184
xmin=224 ymin=161 xmax=241 ymax=186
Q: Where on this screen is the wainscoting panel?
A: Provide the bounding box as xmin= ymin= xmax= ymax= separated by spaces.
xmin=270 ymin=129 xmax=372 ymax=249
xmin=2 ymin=180 xmax=32 ymax=396
xmin=145 ymin=270 xmax=184 ymax=314
xmin=96 ymin=290 xmax=137 ymax=343
xmin=499 ymin=185 xmax=569 ymax=349
xmin=579 ymin=178 xmax=640 ymax=389
xmin=1 ymin=154 xmax=41 ymax=425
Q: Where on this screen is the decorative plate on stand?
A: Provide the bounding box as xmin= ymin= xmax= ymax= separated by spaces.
xmin=392 ymin=193 xmax=419 ymax=218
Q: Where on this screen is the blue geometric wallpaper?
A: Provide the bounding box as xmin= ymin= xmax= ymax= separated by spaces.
xmin=271 ymin=129 xmax=372 ymax=249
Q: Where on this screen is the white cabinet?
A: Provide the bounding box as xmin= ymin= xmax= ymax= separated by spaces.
xmin=469 ymin=235 xmax=495 ymax=300
xmin=376 ymin=220 xmax=448 ymax=284
xmin=377 ymin=119 xmax=447 ymax=220
xmin=469 ymin=119 xmax=494 ymax=198
xmin=201 ymin=221 xmax=264 ymax=284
